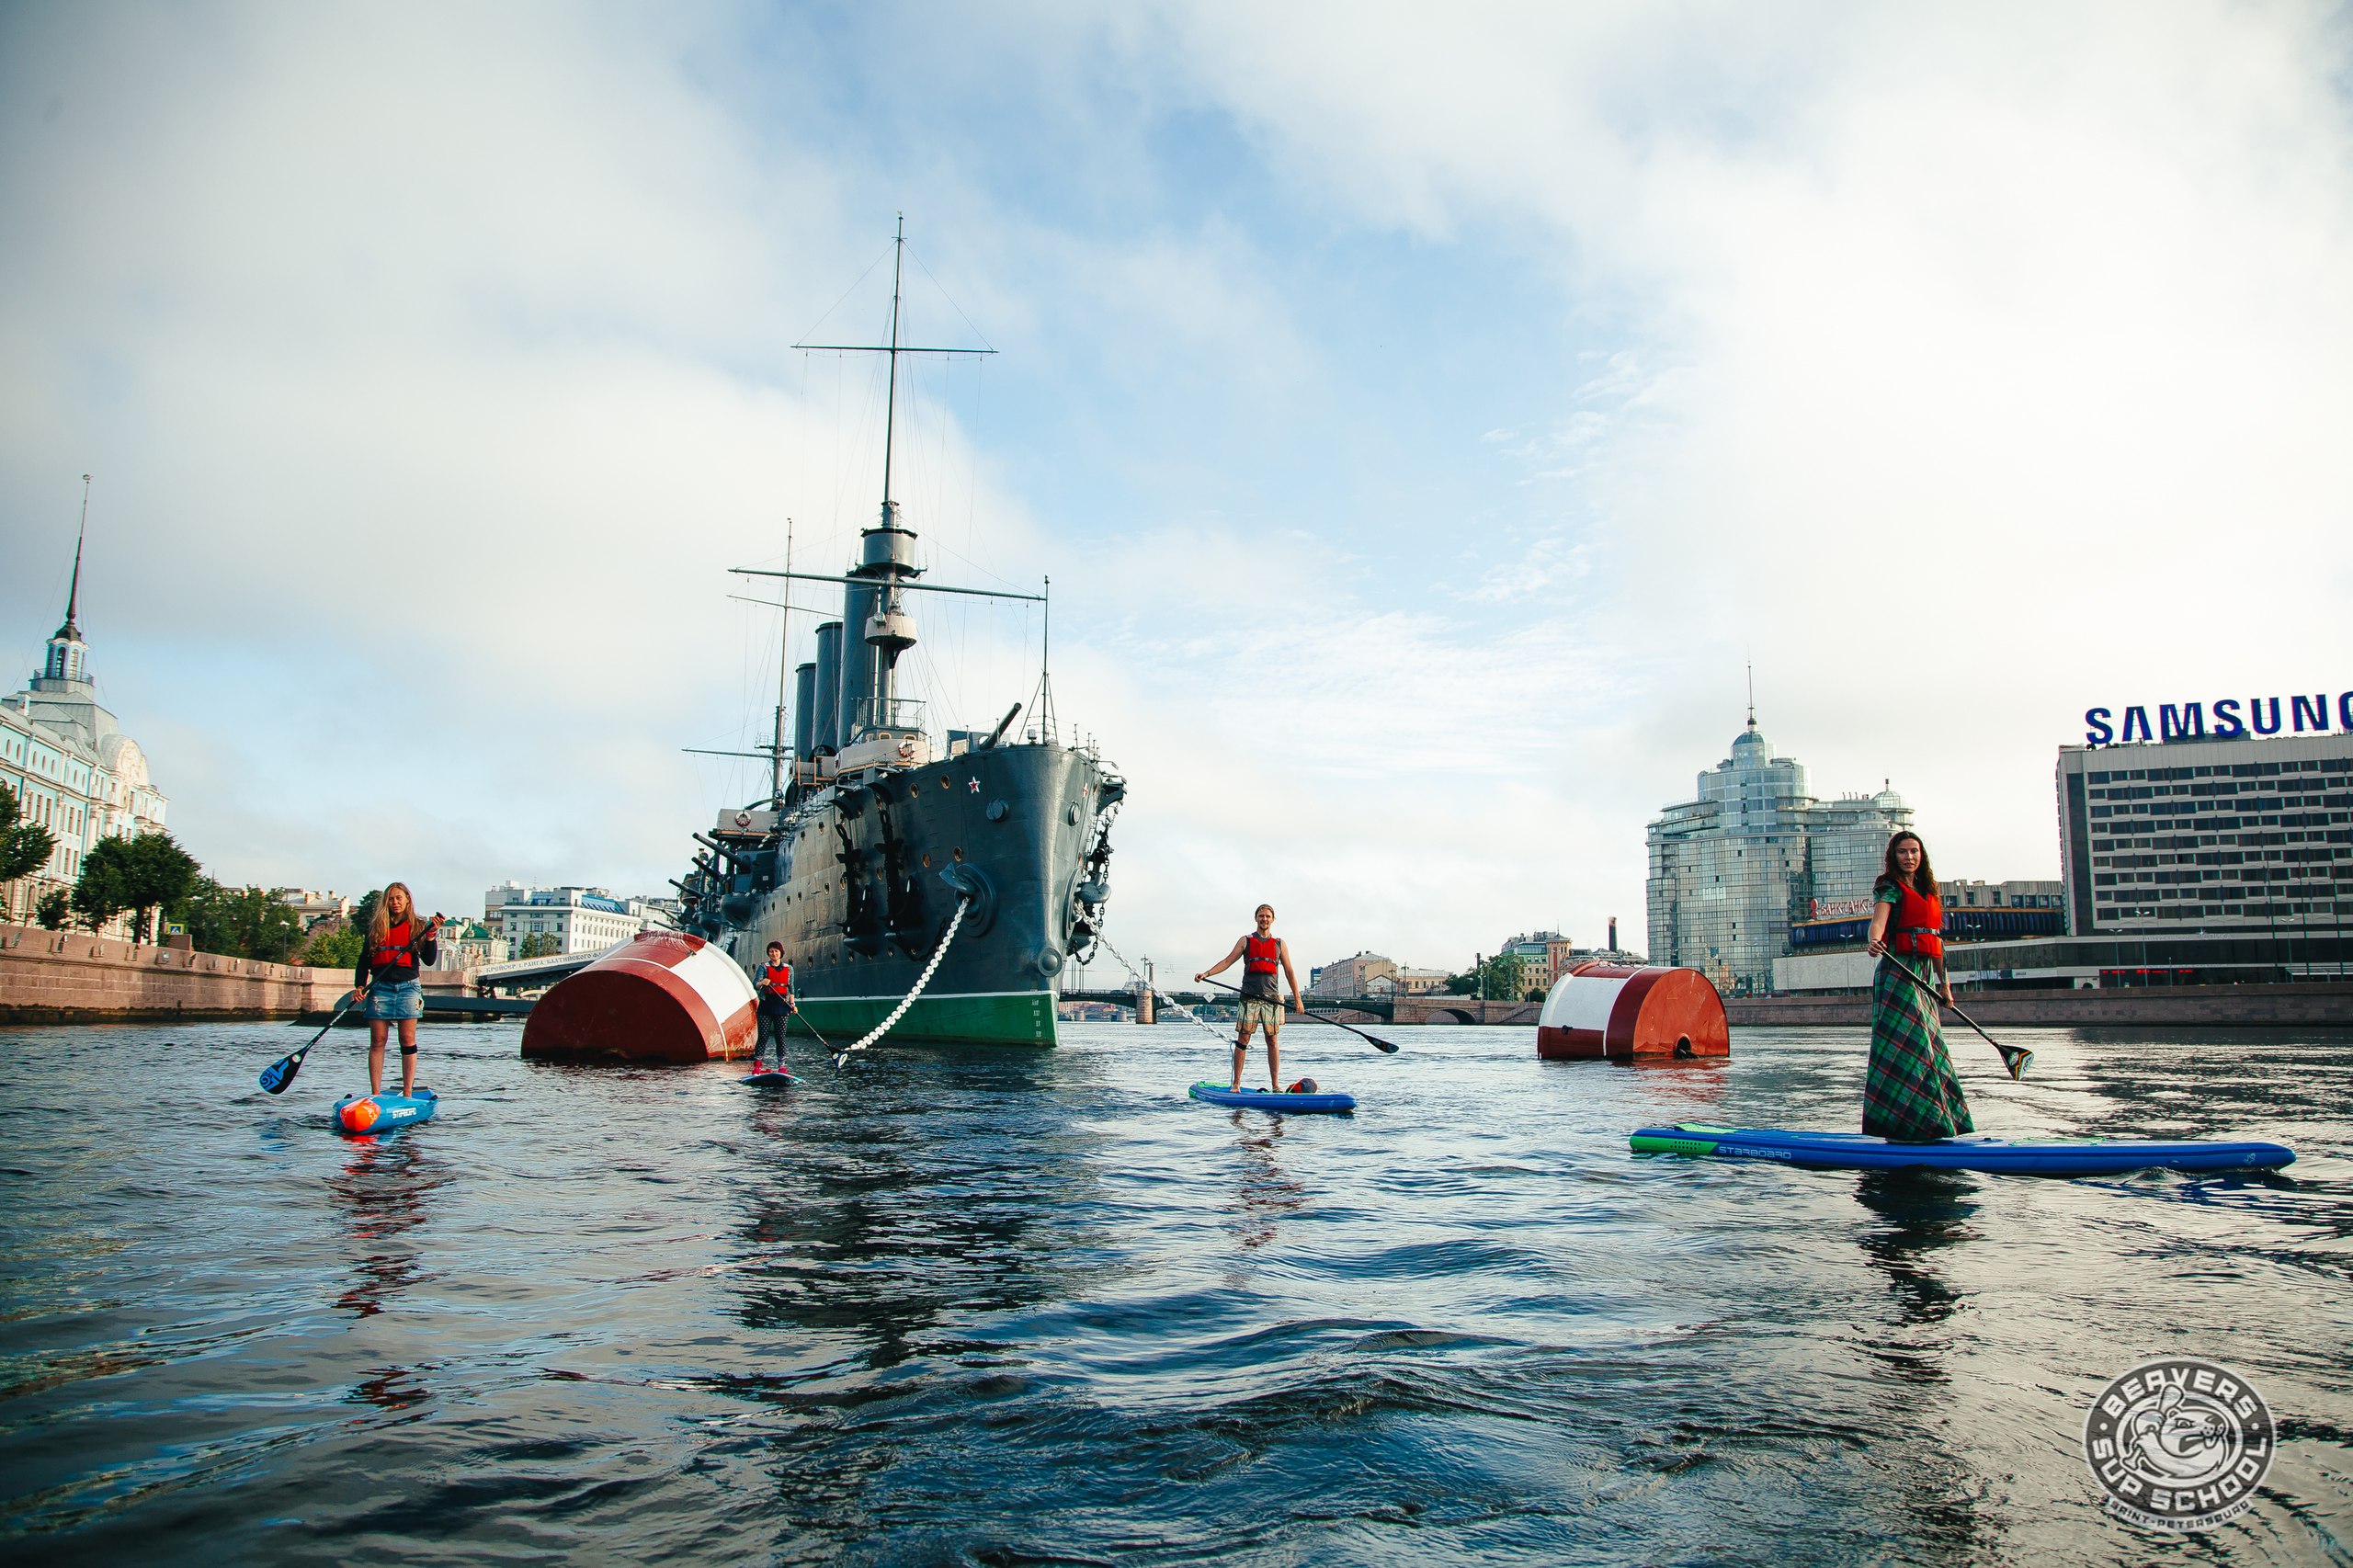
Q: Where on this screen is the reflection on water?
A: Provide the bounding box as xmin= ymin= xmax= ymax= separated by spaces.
xmin=324 ymin=1137 xmax=447 ymax=1320
xmin=1853 ymin=1169 xmax=1980 ymax=1346
xmin=1609 ymin=1056 xmax=1733 ymax=1112
xmin=1222 ymin=1111 xmax=1307 ymax=1254
xmin=723 ymin=1051 xmax=1103 ymax=1371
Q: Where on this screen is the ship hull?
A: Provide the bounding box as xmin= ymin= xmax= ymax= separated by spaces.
xmin=786 ymin=988 xmax=1060 ymax=1047
xmin=714 ymin=741 xmax=1112 ymax=1049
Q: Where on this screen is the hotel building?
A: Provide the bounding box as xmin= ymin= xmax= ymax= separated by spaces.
xmin=1647 ymin=715 xmax=1914 ymax=995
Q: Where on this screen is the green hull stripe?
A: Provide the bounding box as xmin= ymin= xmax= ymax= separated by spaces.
xmin=787 ymin=990 xmax=1058 ymax=1047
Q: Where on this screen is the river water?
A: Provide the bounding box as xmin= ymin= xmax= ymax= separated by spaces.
xmin=1 ymin=1017 xmax=2347 ymax=1565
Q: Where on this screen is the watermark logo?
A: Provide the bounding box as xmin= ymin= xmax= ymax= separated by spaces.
xmin=2083 ymin=1357 xmax=2275 ymax=1532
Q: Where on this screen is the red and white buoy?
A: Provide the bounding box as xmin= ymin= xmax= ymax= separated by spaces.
xmin=1536 ymin=961 xmax=1729 ymax=1061
xmin=519 ymin=931 xmax=758 ymax=1064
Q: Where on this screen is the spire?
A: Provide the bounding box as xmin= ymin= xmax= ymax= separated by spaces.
xmin=1745 ymin=661 xmax=1756 ymax=733
xmin=55 ymin=474 xmax=89 ymax=642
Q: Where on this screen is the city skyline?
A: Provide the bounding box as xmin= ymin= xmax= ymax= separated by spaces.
xmin=6 ymin=4 xmax=2351 ymax=976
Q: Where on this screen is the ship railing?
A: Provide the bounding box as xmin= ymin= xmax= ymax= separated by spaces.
xmin=850 ymin=697 xmax=926 ymax=736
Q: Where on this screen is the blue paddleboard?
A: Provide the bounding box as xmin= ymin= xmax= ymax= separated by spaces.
xmin=743 ymin=1071 xmax=797 ymax=1087
xmin=1630 ymin=1122 xmax=2293 ymax=1176
xmin=332 ymin=1086 xmax=438 ymax=1136
xmin=1190 ymin=1081 xmax=1355 ymax=1115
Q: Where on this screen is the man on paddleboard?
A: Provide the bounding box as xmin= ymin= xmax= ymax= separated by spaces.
xmin=754 ymin=941 xmax=794 ymax=1073
xmin=1198 ymin=904 xmax=1304 ymax=1092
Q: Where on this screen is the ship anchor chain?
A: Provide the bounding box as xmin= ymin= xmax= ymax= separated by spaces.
xmin=830 ymin=888 xmax=975 ymax=1069
xmin=1065 ymin=797 xmax=1121 ymax=968
xmin=1091 ymin=931 xmax=1232 ymax=1047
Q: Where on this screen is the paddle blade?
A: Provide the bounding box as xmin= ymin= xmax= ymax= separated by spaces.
xmin=1371 ymin=1038 xmax=1400 ymax=1053
xmin=258 ymin=1047 xmax=305 ymax=1095
xmin=2000 ymin=1046 xmax=2032 ymax=1082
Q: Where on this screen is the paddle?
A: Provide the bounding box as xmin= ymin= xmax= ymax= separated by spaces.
xmin=1881 ymin=951 xmax=2033 ymax=1082
xmin=1198 ymin=977 xmax=1401 ymax=1053
xmin=259 ymin=994 xmax=360 ymax=1095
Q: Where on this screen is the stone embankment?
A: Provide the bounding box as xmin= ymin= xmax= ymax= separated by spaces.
xmin=1727 ymin=981 xmax=2353 ymax=1028
xmin=0 ymin=922 xmax=352 ymax=1023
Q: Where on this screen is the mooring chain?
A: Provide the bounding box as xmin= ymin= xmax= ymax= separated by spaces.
xmin=833 ymin=892 xmax=972 ymax=1067
xmin=1092 ymin=932 xmax=1233 ymax=1046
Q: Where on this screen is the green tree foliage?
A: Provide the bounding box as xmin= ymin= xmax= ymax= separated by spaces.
xmin=119 ymin=831 xmax=200 ymax=943
xmin=171 ymin=879 xmax=307 ymax=963
xmin=1442 ymin=971 xmax=1479 ymax=995
xmin=517 ymin=933 xmax=560 ymax=960
xmin=72 ymin=835 xmax=131 ymax=931
xmin=303 ymin=923 xmax=363 ymax=971
xmin=35 ymin=889 xmax=70 ymax=929
xmin=0 ymin=782 xmax=55 ymax=888
xmin=349 ymin=889 xmax=382 ymax=942
xmin=72 ymin=831 xmax=202 ymax=940
xmin=1478 ymin=953 xmax=1534 ymax=1002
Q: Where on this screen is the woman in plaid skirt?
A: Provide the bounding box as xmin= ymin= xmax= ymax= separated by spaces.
xmin=1862 ymin=831 xmax=1972 ymax=1142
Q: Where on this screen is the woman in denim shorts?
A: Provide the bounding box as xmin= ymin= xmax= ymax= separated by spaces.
xmin=349 ymin=881 xmax=441 ymax=1096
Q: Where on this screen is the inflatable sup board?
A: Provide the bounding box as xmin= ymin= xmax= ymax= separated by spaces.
xmin=332 ymin=1086 xmax=438 ymax=1136
xmin=1189 ymin=1081 xmax=1355 ymax=1115
xmin=742 ymin=1071 xmax=797 ymax=1088
xmin=1630 ymin=1122 xmax=2292 ymax=1176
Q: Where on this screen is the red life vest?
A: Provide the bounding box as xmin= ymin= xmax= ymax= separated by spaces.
xmin=1888 ymin=883 xmax=1944 ymax=960
xmin=760 ymin=960 xmax=793 ymax=999
xmin=1244 ymin=935 xmax=1279 ymax=975
xmin=369 ymin=918 xmax=415 ymax=971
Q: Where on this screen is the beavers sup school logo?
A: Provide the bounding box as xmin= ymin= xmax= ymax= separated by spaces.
xmin=2083 ymin=1358 xmax=2275 ymax=1532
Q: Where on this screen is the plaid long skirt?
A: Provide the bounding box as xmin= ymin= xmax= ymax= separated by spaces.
xmin=1864 ymin=956 xmax=1974 ymax=1142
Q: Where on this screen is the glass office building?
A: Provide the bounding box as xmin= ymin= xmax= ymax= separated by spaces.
xmin=2057 ymin=731 xmax=2353 ymax=936
xmin=1648 ymin=719 xmax=1913 ymax=995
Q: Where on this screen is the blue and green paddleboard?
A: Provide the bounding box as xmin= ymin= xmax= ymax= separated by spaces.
xmin=1190 ymin=1081 xmax=1355 ymax=1115
xmin=742 ymin=1071 xmax=796 ymax=1088
xmin=1631 ymin=1123 xmax=2292 ymax=1176
xmin=332 ymin=1087 xmax=438 ymax=1136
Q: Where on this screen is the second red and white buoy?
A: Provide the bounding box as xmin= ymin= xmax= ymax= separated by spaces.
xmin=1536 ymin=961 xmax=1729 ymax=1061
xmin=519 ymin=931 xmax=757 ymax=1064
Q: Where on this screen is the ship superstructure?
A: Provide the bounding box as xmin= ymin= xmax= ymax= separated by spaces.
xmin=673 ymin=222 xmax=1121 ymax=1046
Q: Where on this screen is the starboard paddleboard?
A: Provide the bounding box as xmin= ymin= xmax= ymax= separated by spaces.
xmin=1630 ymin=1122 xmax=2293 ymax=1176
xmin=742 ymin=1071 xmax=797 ymax=1088
xmin=332 ymin=1086 xmax=438 ymax=1136
xmin=1189 ymin=1082 xmax=1355 ymax=1115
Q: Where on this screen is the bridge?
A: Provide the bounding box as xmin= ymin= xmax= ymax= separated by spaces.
xmin=475 ymin=942 xmax=623 ymax=994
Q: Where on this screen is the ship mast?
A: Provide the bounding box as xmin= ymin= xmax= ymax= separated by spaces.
xmin=793 ymin=216 xmax=995 ymax=745
xmin=770 ymin=518 xmax=794 ymax=803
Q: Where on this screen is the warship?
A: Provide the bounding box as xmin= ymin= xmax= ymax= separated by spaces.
xmin=671 ymin=222 xmax=1123 ymax=1047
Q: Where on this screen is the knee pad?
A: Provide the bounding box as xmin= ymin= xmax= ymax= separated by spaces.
xmin=400 ymin=1045 xmax=419 ymax=1056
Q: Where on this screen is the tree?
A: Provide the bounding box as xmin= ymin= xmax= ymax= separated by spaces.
xmin=72 ymin=835 xmax=132 ymax=931
xmin=518 ymin=933 xmax=560 ymax=960
xmin=171 ymin=879 xmax=307 ymax=963
xmin=0 ymin=782 xmax=55 ymax=892
xmin=303 ymin=923 xmax=363 ymax=971
xmin=1442 ymin=971 xmax=1479 ymax=995
xmin=35 ymin=889 xmax=70 ymax=929
xmin=119 ymin=831 xmax=200 ymax=944
xmin=1478 ymin=953 xmax=1530 ymax=1002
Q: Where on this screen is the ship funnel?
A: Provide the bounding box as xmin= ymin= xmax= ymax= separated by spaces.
xmin=793 ymin=662 xmax=816 ymax=758
xmin=813 ymin=620 xmax=844 ymax=753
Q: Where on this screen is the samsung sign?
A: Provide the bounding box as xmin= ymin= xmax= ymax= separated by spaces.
xmin=2085 ymin=690 xmax=2353 ymax=746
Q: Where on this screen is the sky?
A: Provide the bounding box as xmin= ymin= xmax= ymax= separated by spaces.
xmin=3 ymin=1 xmax=2350 ymax=981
